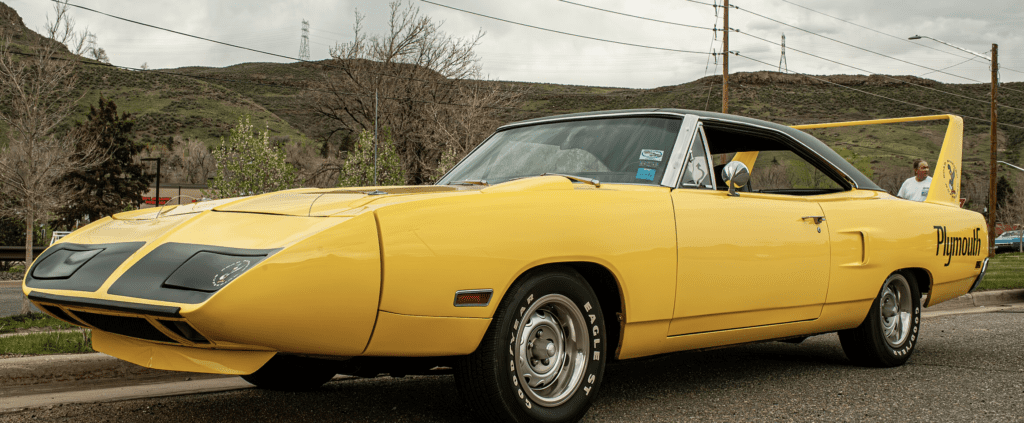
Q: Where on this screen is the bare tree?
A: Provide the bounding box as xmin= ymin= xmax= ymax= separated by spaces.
xmin=284 ymin=140 xmax=340 ymax=188
xmin=753 ymin=159 xmax=791 ymax=190
xmin=173 ymin=138 xmax=215 ymax=184
xmin=0 ymin=1 xmax=101 ymax=313
xmin=309 ymin=0 xmax=523 ymax=184
xmin=873 ymin=161 xmax=907 ymax=195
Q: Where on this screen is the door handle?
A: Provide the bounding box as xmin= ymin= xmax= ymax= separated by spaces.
xmin=802 ymin=216 xmax=826 ymax=224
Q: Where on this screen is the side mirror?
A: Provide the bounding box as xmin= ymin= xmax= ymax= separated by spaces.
xmin=721 ymin=161 xmax=750 ymax=197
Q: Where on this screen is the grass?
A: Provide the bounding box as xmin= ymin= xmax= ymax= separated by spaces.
xmin=0 ymin=330 xmax=93 ymax=355
xmin=976 ymin=252 xmax=1024 ymax=291
xmin=0 ymin=313 xmax=76 ymax=334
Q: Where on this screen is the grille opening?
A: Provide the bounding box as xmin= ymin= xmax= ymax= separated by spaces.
xmin=72 ymin=310 xmax=176 ymax=343
xmin=42 ymin=305 xmax=83 ymax=327
xmin=159 ymin=320 xmax=210 ymax=344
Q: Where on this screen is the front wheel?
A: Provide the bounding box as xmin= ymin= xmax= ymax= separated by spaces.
xmin=839 ymin=272 xmax=921 ymax=367
xmin=455 ymin=266 xmax=606 ymax=423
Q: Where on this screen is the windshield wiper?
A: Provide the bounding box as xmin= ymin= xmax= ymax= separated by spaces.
xmin=449 ymin=179 xmax=488 ymax=186
xmin=542 ymin=173 xmax=601 ymax=188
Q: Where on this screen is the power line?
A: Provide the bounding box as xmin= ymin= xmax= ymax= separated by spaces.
xmin=775 ymin=0 xmax=975 ymax=61
xmin=556 ymin=0 xmax=722 ymax=31
xmin=8 ymin=50 xmax=538 ymax=115
xmin=734 ymin=4 xmax=983 ymax=85
xmin=58 ymin=1 xmax=636 ymax=98
xmin=917 ymin=55 xmax=978 ymax=76
xmin=419 ymin=0 xmax=713 ymax=55
xmin=736 ymin=30 xmax=1024 ymax=115
xmin=702 ymin=1 xmax=721 ymax=111
xmin=732 ymin=52 xmax=1024 ymax=130
xmin=776 ymin=0 xmax=1024 ymax=77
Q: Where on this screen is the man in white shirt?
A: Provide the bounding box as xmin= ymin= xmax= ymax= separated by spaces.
xmin=897 ymin=159 xmax=931 ymax=201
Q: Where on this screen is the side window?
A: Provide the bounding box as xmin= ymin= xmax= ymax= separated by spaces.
xmin=752 ymin=150 xmax=844 ymax=193
xmin=678 ymin=127 xmax=714 ymax=189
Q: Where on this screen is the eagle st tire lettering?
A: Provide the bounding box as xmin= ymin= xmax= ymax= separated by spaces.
xmin=456 ymin=265 xmax=606 ymax=423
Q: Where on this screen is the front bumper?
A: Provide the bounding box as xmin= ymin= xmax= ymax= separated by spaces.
xmin=968 ymin=257 xmax=990 ymax=292
xmin=29 ymin=291 xmax=211 ymax=346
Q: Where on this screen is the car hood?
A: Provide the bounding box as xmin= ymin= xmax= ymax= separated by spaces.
xmin=211 ymin=186 xmax=469 ymax=217
xmin=207 ymin=177 xmax=591 ymax=217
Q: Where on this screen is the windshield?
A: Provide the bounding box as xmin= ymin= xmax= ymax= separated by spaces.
xmin=438 ymin=116 xmax=684 ymax=186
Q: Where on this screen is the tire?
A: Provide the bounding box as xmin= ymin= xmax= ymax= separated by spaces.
xmin=838 ymin=272 xmax=922 ymax=367
xmin=455 ymin=266 xmax=606 ymax=423
xmin=241 ymin=354 xmax=337 ymax=391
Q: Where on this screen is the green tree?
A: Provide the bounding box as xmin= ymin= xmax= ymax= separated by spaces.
xmin=338 ymin=128 xmax=406 ymax=187
xmin=207 ymin=115 xmax=294 ymax=198
xmin=997 ymin=175 xmax=1014 ymax=212
xmin=55 ymin=97 xmax=152 ymax=228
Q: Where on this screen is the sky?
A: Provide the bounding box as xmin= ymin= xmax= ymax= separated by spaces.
xmin=6 ymin=0 xmax=1024 ymax=89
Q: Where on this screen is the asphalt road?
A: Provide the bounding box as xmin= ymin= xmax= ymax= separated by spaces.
xmin=0 ymin=281 xmax=38 ymax=317
xmin=1 ymin=309 xmax=1022 ymax=422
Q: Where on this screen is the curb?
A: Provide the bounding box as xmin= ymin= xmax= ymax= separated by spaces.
xmin=925 ymin=288 xmax=1024 ymax=310
xmin=0 ymin=352 xmax=225 ymax=398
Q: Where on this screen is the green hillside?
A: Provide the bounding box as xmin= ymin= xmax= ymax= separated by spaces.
xmin=3 ymin=1 xmax=1023 ymax=206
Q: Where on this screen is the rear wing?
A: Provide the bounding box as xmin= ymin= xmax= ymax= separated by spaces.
xmin=792 ymin=115 xmax=965 ymax=207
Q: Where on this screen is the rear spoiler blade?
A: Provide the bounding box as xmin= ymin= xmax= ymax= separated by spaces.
xmin=792 ymin=114 xmax=964 ymax=207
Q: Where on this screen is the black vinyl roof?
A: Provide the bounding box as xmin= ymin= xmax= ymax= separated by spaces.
xmin=501 ymin=108 xmax=883 ymax=192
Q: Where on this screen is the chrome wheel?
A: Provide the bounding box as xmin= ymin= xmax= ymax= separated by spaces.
xmin=878 ymin=274 xmax=913 ymax=348
xmin=514 ymin=293 xmax=589 ymax=408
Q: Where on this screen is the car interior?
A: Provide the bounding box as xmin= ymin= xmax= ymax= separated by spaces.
xmin=699 ymin=120 xmax=851 ymax=196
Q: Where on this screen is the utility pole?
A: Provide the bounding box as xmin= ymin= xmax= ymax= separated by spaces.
xmin=722 ymin=0 xmax=729 ymax=115
xmin=374 ymin=87 xmax=379 ymax=186
xmin=718 ymin=0 xmax=730 ymax=165
xmin=141 ymin=157 xmax=161 ymax=208
xmin=908 ymin=36 xmax=999 ymax=256
xmin=988 ymin=43 xmax=998 ymax=257
xmin=779 ymin=33 xmax=788 ymax=72
xmin=299 ymin=20 xmax=310 ymax=61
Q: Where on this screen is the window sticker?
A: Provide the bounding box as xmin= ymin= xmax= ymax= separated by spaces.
xmin=636 ymin=168 xmax=656 ymax=181
xmin=639 ymin=149 xmax=664 ymax=162
xmin=639 ymin=160 xmax=661 ymax=168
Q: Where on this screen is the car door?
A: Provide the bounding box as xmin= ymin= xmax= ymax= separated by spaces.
xmin=667 ymin=122 xmax=831 ymax=336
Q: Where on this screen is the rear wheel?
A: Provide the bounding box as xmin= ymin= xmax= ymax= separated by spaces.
xmin=839 ymin=272 xmax=921 ymax=367
xmin=241 ymin=355 xmax=337 ymax=391
xmin=456 ymin=266 xmax=606 ymax=423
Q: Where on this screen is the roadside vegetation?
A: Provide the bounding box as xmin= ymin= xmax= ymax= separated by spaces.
xmin=0 ymin=330 xmax=93 ymax=355
xmin=977 ymin=252 xmax=1024 ymax=291
xmin=0 ymin=312 xmax=74 ymax=334
xmin=0 ymin=313 xmax=91 ymax=355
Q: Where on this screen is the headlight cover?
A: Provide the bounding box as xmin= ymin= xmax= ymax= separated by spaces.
xmin=26 ymin=242 xmax=146 ymax=292
xmin=31 ymin=248 xmax=103 ymax=279
xmin=163 ymin=251 xmax=268 ymax=292
xmin=106 ymin=243 xmax=280 ymax=304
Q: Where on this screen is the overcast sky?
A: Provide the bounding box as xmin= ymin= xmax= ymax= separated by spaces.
xmin=6 ymin=0 xmax=1024 ymax=89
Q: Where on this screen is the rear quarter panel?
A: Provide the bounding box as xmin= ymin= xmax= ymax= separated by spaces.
xmin=820 ymin=191 xmax=986 ymax=327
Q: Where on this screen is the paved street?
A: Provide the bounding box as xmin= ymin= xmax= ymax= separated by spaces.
xmin=0 ymin=281 xmax=37 ymax=317
xmin=2 ymin=308 xmax=1021 ymax=422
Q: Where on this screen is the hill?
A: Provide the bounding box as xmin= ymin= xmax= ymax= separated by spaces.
xmin=2 ymin=2 xmax=1023 ymax=207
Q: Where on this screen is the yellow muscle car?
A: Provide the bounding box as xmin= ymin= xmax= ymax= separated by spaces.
xmin=23 ymin=109 xmax=987 ymax=423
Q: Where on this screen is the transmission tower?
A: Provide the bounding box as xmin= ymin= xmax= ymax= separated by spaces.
xmin=778 ymin=33 xmax=788 ymax=72
xmin=299 ymin=19 xmax=310 ymax=61
xmin=87 ymin=32 xmax=97 ymax=56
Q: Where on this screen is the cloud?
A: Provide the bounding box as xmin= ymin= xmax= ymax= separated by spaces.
xmin=5 ymin=0 xmax=1022 ymax=88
